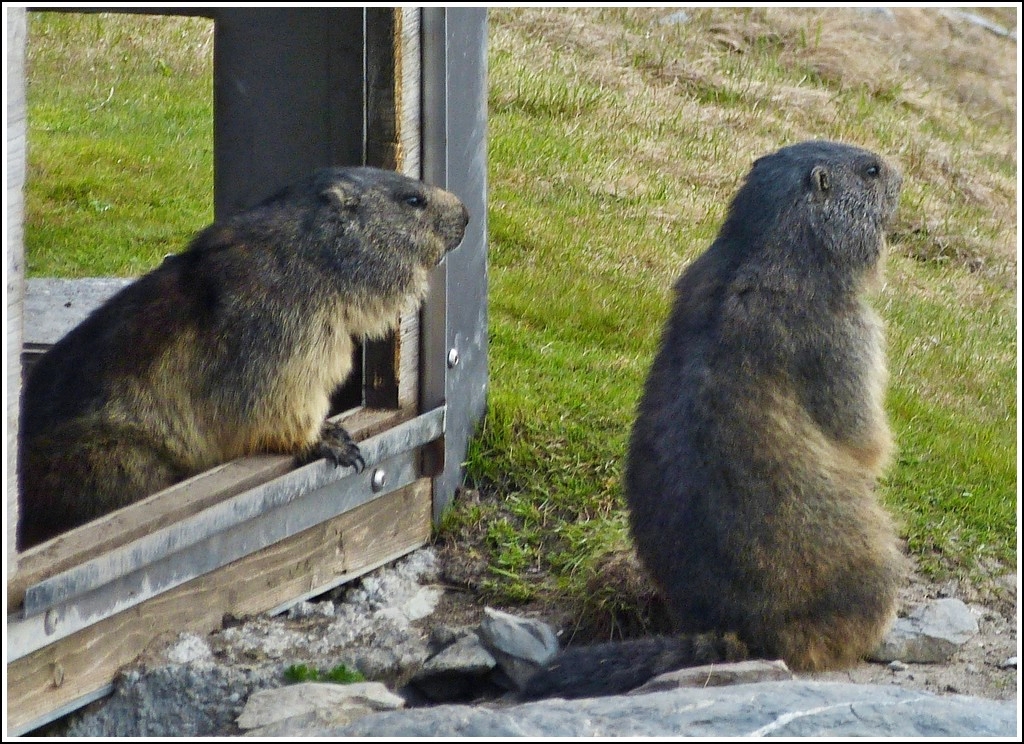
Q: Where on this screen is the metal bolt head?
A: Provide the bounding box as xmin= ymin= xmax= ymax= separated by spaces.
xmin=44 ymin=608 xmax=59 ymax=635
xmin=447 ymin=348 xmax=460 ymax=368
xmin=371 ymin=469 xmax=387 ymax=493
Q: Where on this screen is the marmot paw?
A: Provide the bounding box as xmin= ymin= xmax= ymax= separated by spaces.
xmin=312 ymin=421 xmax=366 ymax=472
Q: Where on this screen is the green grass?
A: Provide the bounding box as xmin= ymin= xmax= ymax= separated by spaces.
xmin=460 ymin=7 xmax=1019 ymax=618
xmin=283 ymin=663 xmax=365 ymax=685
xmin=22 ymin=9 xmax=1017 ymax=631
xmin=25 ymin=12 xmax=213 ymax=277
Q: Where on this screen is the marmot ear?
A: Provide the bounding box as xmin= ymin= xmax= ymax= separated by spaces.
xmin=321 ymin=183 xmax=361 ymax=210
xmin=811 ymin=166 xmax=831 ymax=195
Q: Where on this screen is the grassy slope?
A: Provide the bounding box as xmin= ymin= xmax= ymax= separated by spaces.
xmin=456 ymin=7 xmax=1018 ymax=613
xmin=22 ymin=9 xmax=1018 ymax=629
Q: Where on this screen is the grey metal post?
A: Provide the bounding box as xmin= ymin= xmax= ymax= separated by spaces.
xmin=421 ymin=8 xmax=489 ymax=521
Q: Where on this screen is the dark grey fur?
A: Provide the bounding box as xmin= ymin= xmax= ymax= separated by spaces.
xmin=524 ymin=141 xmax=905 ymax=699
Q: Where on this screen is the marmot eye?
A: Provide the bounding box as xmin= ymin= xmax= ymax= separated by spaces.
xmin=403 ymin=193 xmax=426 ymax=208
xmin=865 ymin=164 xmax=881 ymax=178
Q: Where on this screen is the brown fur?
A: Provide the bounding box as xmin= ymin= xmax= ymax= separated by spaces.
xmin=19 ymin=167 xmax=468 ymax=549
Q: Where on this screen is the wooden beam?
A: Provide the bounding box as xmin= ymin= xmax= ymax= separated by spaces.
xmin=9 ymin=407 xmax=405 ymax=609
xmin=6 ymin=479 xmax=432 ymax=735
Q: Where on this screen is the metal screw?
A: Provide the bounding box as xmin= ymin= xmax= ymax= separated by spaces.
xmin=447 ymin=348 xmax=460 ymax=368
xmin=371 ymin=469 xmax=387 ymax=493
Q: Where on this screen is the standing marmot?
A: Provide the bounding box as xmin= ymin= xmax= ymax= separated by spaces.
xmin=522 ymin=141 xmax=905 ymax=700
xmin=19 ymin=167 xmax=469 ymax=549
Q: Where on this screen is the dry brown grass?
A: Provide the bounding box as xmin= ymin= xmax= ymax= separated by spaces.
xmin=28 ymin=12 xmax=213 ymax=79
xmin=490 ymin=6 xmax=1017 ymax=279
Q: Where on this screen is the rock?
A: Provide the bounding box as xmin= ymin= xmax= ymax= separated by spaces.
xmin=65 ymin=664 xmax=281 ymax=737
xmin=163 ymin=632 xmax=214 ymax=664
xmin=311 ymin=681 xmax=1017 ymax=737
xmin=888 ymin=660 xmax=909 ymax=672
xmin=426 ymin=623 xmax=467 ymax=649
xmin=217 ymin=616 xmax=325 ymax=661
xmin=236 ymin=681 xmax=404 ymax=736
xmin=287 ymin=600 xmax=335 ymax=619
xmin=342 ymin=549 xmax=441 ymax=617
xmin=632 ymin=659 xmax=793 ymax=694
xmin=208 ymin=549 xmax=439 ymax=683
xmin=998 ymin=657 xmax=1016 ymax=670
xmin=60 ymin=550 xmax=443 ymax=736
xmin=48 ymin=549 xmax=1017 ymax=737
xmin=870 ymin=598 xmax=979 ymax=663
xmin=477 ymin=607 xmax=560 ymax=690
xmin=419 ymin=632 xmax=497 ymax=677
xmin=410 ymin=631 xmax=500 ymax=703
xmin=343 ymin=630 xmax=432 ymax=684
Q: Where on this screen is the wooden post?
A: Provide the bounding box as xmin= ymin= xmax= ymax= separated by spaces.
xmin=211 ymin=7 xmax=364 ymax=218
xmin=7 ymin=6 xmax=27 ymax=574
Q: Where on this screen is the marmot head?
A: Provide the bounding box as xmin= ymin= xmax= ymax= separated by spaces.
xmin=222 ymin=166 xmax=469 ymax=300
xmin=721 ymin=141 xmax=902 ymax=279
xmin=309 ymin=167 xmax=469 ymax=300
xmin=314 ymin=167 xmax=470 ymax=270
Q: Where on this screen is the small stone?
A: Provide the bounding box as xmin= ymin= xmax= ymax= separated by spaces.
xmin=428 ymin=624 xmax=465 ymax=650
xmin=856 ymin=7 xmax=895 ymax=21
xmin=477 ymin=608 xmax=560 ymax=690
xmin=164 ymin=633 xmax=213 ymax=664
xmin=411 ymin=633 xmax=501 ymax=703
xmin=237 ymin=681 xmax=404 ymax=734
xmin=287 ymin=600 xmax=335 ymax=619
xmin=869 ymin=598 xmax=978 ymax=663
xmin=632 ymin=659 xmax=793 ymax=694
xmin=887 ymin=660 xmax=908 ymax=672
xmin=998 ymin=657 xmax=1017 ymax=670
xmin=419 ymin=633 xmax=496 ymax=677
xmin=940 ymin=10 xmax=1013 ymax=38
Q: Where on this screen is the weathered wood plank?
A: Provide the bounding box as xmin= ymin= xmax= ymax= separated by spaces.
xmin=8 ymin=5 xmax=27 ymax=581
xmin=5 ymin=479 xmax=432 ymax=735
xmin=12 ymin=409 xmax=441 ymax=651
xmin=398 ymin=7 xmax=422 ymax=178
xmin=8 ymin=407 xmax=404 ymax=609
xmin=22 ymin=278 xmax=133 ymax=346
xmin=398 ymin=308 xmax=421 ymax=412
xmin=365 ymin=7 xmax=399 ymax=171
xmin=396 ymin=8 xmax=423 ymax=414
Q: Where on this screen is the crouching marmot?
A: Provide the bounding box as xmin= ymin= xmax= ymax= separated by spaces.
xmin=19 ymin=167 xmax=469 ymax=549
